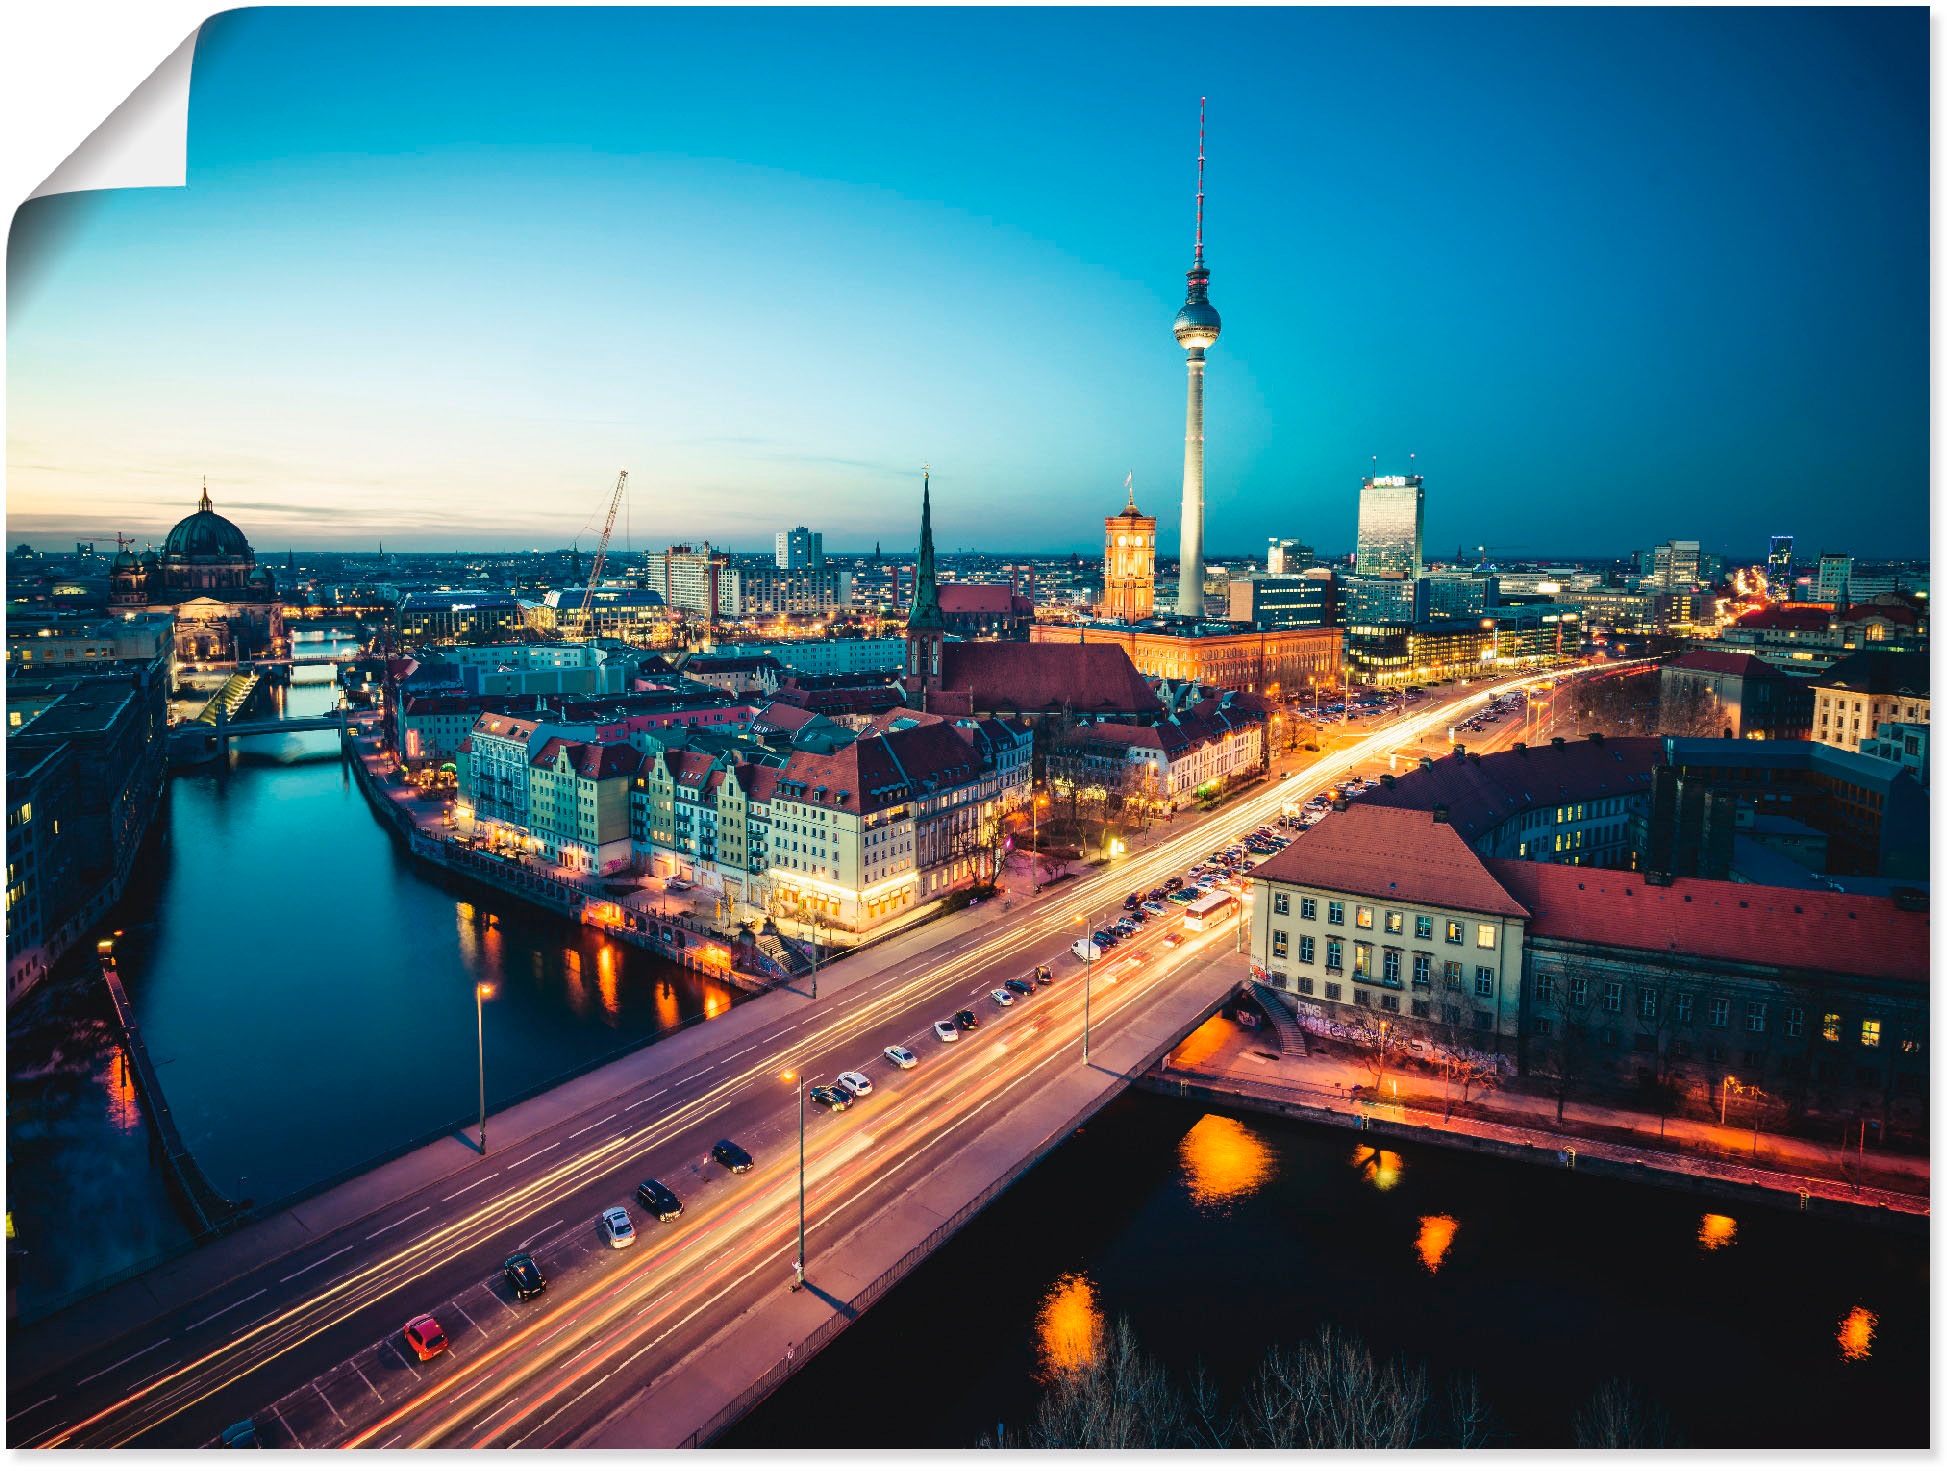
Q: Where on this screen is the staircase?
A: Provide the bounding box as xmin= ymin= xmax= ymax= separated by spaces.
xmin=754 ymin=931 xmax=807 ymax=976
xmin=1250 ymin=981 xmax=1310 ymax=1057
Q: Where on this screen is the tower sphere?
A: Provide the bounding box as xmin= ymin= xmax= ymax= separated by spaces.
xmin=1173 ymin=291 xmax=1222 ymax=351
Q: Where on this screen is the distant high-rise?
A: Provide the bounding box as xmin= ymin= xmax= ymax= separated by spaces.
xmin=1816 ymin=552 xmax=1854 ymax=607
xmin=1355 ymin=475 xmax=1424 ymax=580
xmin=1266 ymin=538 xmax=1314 ymax=576
xmin=1651 ymin=539 xmax=1702 ymax=592
xmin=1767 ymin=534 xmax=1795 ymax=596
xmin=1101 ymin=476 xmax=1157 ymax=623
xmin=1172 ymin=100 xmax=1221 ymax=619
xmin=776 ymin=527 xmax=824 ymax=570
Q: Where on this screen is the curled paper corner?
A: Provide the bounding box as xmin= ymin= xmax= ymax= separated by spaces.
xmin=28 ymin=25 xmax=202 ymax=201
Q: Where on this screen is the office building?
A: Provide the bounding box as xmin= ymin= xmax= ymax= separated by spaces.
xmin=1355 ymin=475 xmax=1425 ymax=580
xmin=1767 ymin=534 xmax=1794 ymax=596
xmin=1651 ymin=539 xmax=1702 ymax=592
xmin=1266 ymin=538 xmax=1314 ymax=576
xmin=775 ymin=527 xmax=825 ymax=570
xmin=1815 ymin=553 xmax=1855 ymax=607
xmin=1226 ymin=572 xmax=1331 ymax=630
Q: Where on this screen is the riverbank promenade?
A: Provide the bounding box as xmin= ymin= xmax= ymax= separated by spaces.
xmin=1151 ymin=1017 xmax=1927 ymax=1221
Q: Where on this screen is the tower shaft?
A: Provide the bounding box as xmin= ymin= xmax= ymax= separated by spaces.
xmin=1176 ymin=352 xmax=1207 ymax=617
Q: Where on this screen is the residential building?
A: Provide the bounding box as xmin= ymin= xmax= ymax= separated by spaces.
xmin=1355 ymin=475 xmax=1424 ymax=579
xmin=937 ymin=583 xmax=1035 ymax=641
xmin=776 ymin=527 xmax=824 ymax=570
xmin=1265 ymin=538 xmax=1314 ymax=576
xmin=1810 ymin=650 xmax=1928 ymax=752
xmin=5 ymin=613 xmax=175 ymax=674
xmin=682 ymin=654 xmax=785 ymax=697
xmin=738 ymin=566 xmax=854 ymax=617
xmin=1651 ymin=539 xmax=1702 ymax=592
xmin=1249 ymin=805 xmax=1530 ymax=1049
xmin=647 ymin=545 xmax=740 ymax=620
xmin=1047 ymin=697 xmax=1265 ymax=811
xmin=1859 ymin=722 xmax=1928 ymax=786
xmin=704 ymin=638 xmax=907 ymax=678
xmin=525 ymin=738 xmax=640 ymax=874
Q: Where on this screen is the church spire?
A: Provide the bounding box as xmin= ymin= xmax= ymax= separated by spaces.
xmin=907 ymin=464 xmax=944 ymax=633
xmin=198 ymin=477 xmax=213 ymax=514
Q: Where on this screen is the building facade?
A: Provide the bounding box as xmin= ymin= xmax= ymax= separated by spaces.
xmin=1100 ymin=483 xmax=1158 ymax=623
xmin=1809 ymin=651 xmax=1928 ymax=753
xmin=776 ymin=527 xmax=824 ymax=570
xmin=1029 ymin=621 xmax=1341 ymax=700
xmin=1354 ymin=475 xmax=1425 ymax=580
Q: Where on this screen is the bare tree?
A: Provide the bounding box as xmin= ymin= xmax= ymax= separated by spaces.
xmin=1236 ymin=1324 xmax=1430 ymax=1449
xmin=1572 ymin=1378 xmax=1676 ymax=1448
xmin=1443 ymin=1372 xmax=1497 ymax=1449
xmin=1026 ymin=1315 xmax=1186 ymax=1449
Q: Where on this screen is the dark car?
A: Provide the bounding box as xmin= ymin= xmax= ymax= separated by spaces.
xmin=503 ymin=1250 xmax=547 ymax=1300
xmin=1146 ymin=887 xmax=1170 ymax=902
xmin=1092 ymin=930 xmax=1118 ymax=949
xmin=954 ymin=1008 xmax=981 ymax=1031
xmin=712 ymin=1139 xmax=754 ymax=1173
xmin=1034 ymin=963 xmax=1054 ymax=982
xmin=1161 ymin=876 xmax=1182 ymax=891
xmin=635 ymin=1178 xmax=684 ymax=1221
xmin=810 ymin=1085 xmax=851 ymax=1112
xmin=1006 ymin=977 xmax=1034 ymax=996
xmin=1122 ymin=893 xmax=1143 ymax=911
xmin=221 ymin=1421 xmax=262 ymax=1449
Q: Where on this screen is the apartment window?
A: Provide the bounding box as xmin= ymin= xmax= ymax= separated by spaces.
xmin=1708 ymin=998 xmax=1730 ymax=1028
xmin=1535 ymin=974 xmax=1556 ymax=1005
xmin=1533 ymin=1017 xmax=1554 ymax=1037
xmin=1822 ymin=1012 xmax=1841 ymax=1043
xmin=1296 ymin=976 xmax=1314 ymax=995
xmin=1382 ymin=949 xmax=1402 ymax=985
xmin=1273 ymin=891 xmax=1290 ymax=916
xmin=1474 ymin=1010 xmax=1494 ymax=1032
xmin=1675 ymin=993 xmax=1693 ymax=1025
xmin=1783 ymin=1006 xmax=1804 ymax=1039
xmin=1476 ymin=923 xmax=1497 ymax=949
xmin=1411 ymin=1000 xmax=1430 ymax=1019
xmin=1354 ymin=989 xmax=1371 ymax=1008
xmin=1602 ymin=981 xmax=1623 ymax=1013
xmin=1445 ymin=919 xmax=1465 ymax=945
xmin=1860 ymin=1019 xmax=1881 ymax=1049
xmin=1475 ymin=967 xmax=1496 ymax=998
xmin=1569 ymin=978 xmax=1588 ymax=1008
xmin=1324 ymin=981 xmax=1342 ymax=1001
xmin=1638 ymin=988 xmax=1659 ymax=1020
xmin=1745 ymin=1001 xmax=1767 ymax=1033
xmin=1412 ymin=953 xmax=1432 ymax=988
xmin=1379 ymin=994 xmax=1400 ymax=1014
xmin=1325 ymin=938 xmax=1343 ymax=973
xmin=1300 ymin=897 xmax=1318 ymax=921
xmin=1353 ymin=942 xmax=1372 ymax=979
xmin=1414 ymin=914 xmax=1433 ymax=940
xmin=1385 ymin=910 xmax=1403 ymax=935
xmin=1271 ymin=930 xmax=1288 ymax=959
xmin=1355 ymin=905 xmax=1374 ymax=930
xmin=1444 ymin=960 xmax=1464 ymax=992
xmin=1328 ymin=901 xmax=1345 ymax=927
xmin=1299 ymin=935 xmax=1316 ymax=965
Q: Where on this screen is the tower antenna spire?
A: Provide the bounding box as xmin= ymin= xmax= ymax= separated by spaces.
xmin=1194 ymin=96 xmax=1207 ymax=269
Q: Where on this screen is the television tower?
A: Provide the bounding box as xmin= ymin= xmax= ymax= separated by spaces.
xmin=1172 ymin=98 xmax=1221 ymax=619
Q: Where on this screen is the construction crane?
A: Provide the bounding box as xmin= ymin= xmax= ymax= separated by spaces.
xmin=572 ymin=470 xmax=629 ymax=641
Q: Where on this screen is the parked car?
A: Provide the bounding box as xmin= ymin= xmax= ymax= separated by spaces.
xmin=503 ymin=1251 xmax=547 ymax=1300
xmin=1122 ymin=893 xmax=1143 ymax=911
xmin=1092 ymin=930 xmax=1118 ymax=949
xmin=404 ymin=1313 xmax=450 ymax=1360
xmin=711 ymin=1139 xmax=754 ymax=1173
xmin=635 ymin=1179 xmax=683 ymax=1221
xmin=954 ymin=1008 xmax=981 ymax=1031
xmin=884 ymin=1045 xmax=919 ymax=1068
xmin=1071 ymin=939 xmax=1102 ymax=962
xmin=1006 ymin=977 xmax=1034 ymax=996
xmin=934 ymin=1019 xmax=961 ymax=1042
xmin=810 ymin=1085 xmax=850 ymax=1111
xmin=836 ymin=1069 xmax=873 ymax=1096
xmin=601 ymin=1207 xmax=636 ymax=1248
xmin=989 ymin=987 xmax=1015 ymax=1008
xmin=1034 ymin=963 xmax=1055 ymax=981
xmin=1141 ymin=900 xmax=1169 ymax=917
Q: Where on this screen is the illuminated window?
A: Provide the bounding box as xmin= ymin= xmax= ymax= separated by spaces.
xmin=1271 ymin=930 xmax=1288 ymax=959
xmin=1822 ymin=1012 xmax=1841 ymax=1043
xmin=1859 ymin=1019 xmax=1881 ymax=1049
xmin=1355 ymin=905 xmax=1374 ymax=930
xmin=1385 ymin=910 xmax=1403 ymax=935
xmin=1353 ymin=942 xmax=1372 ymax=978
xmin=1414 ymin=914 xmax=1433 ymax=939
xmin=1476 ymin=923 xmax=1497 ymax=948
xmin=1445 ymin=920 xmax=1464 ymax=945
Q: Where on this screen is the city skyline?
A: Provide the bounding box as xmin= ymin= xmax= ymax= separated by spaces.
xmin=8 ymin=7 xmax=1928 ymax=557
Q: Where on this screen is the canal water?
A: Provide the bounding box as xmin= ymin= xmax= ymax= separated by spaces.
xmin=724 ymin=1094 xmax=1927 ymax=1450
xmin=6 ymin=634 xmax=723 ymax=1320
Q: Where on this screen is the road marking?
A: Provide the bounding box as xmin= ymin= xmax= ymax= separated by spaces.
xmin=382 ymin=1340 xmax=424 ymax=1377
xmin=467 ymin=1396 xmax=523 ymax=1436
xmin=442 ymin=1173 xmax=499 ymax=1201
xmin=568 ymin=1114 xmax=617 ymax=1140
xmin=720 ymin=1043 xmax=758 ymax=1063
xmin=184 ymin=1287 xmax=268 ymax=1332
xmin=357 ymin=1366 xmax=386 ymax=1403
xmin=674 ymin=1070 xmax=709 ymax=1087
xmin=508 ymin=1144 xmax=559 ymax=1169
xmin=272 ymin=1409 xmax=298 ymax=1447
xmin=76 ymin=1340 xmax=169 ymax=1386
xmin=366 ymin=1205 xmax=430 ymax=1240
xmin=127 ymin=1360 xmax=182 ymax=1391
xmin=279 ymin=1243 xmax=355 ymax=1282
xmin=8 ymin=1396 xmax=55 ymax=1423
xmin=314 ymin=1383 xmax=346 ymax=1427
xmin=452 ymin=1302 xmax=479 ymax=1330
xmin=380 ymin=1432 xmax=404 ymax=1449
xmin=518 ymin=1218 xmax=566 ymax=1250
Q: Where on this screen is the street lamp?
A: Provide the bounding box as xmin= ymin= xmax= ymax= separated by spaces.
xmin=1073 ymin=912 xmax=1098 ymax=1064
xmin=780 ymin=1070 xmax=806 ymax=1290
xmin=475 ymin=982 xmax=495 ymax=1152
xmin=1031 ymin=790 xmax=1049 ymax=893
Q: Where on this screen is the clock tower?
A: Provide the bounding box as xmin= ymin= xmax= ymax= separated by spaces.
xmin=1099 ymin=475 xmax=1157 ymax=623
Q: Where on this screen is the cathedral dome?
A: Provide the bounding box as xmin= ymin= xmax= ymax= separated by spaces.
xmin=163 ymin=487 xmax=253 ymax=563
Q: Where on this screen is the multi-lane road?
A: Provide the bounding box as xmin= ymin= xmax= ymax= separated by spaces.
xmin=10 ymin=666 xmax=1598 ymax=1449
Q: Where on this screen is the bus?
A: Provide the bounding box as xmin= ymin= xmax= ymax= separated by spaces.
xmin=1182 ymin=891 xmax=1238 ymax=931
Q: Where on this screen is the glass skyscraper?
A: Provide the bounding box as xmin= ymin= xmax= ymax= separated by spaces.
xmin=1355 ymin=475 xmax=1425 ymax=579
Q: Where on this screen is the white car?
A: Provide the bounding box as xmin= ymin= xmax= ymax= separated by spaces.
xmin=883 ymin=1045 xmax=918 ymax=1069
xmin=1070 ymin=939 xmax=1103 ymax=962
xmin=836 ymin=1069 xmax=873 ymax=1096
xmin=989 ymin=988 xmax=1014 ymax=1008
xmin=933 ymin=1019 xmax=960 ymax=1043
xmin=601 ymin=1206 xmax=636 ymax=1248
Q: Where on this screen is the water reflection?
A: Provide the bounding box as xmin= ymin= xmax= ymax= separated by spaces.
xmin=1697 ymin=1213 xmax=1738 ymax=1252
xmin=100 ymin=1045 xmax=141 ymax=1134
xmin=1177 ymin=1113 xmax=1274 ymax=1211
xmin=1351 ymin=1144 xmax=1404 ymax=1191
xmin=1837 ymin=1306 xmax=1877 ymax=1362
xmin=1034 ymin=1272 xmax=1103 ymax=1380
xmin=1415 ymin=1214 xmax=1458 ymax=1273
xmin=596 ymin=943 xmax=621 ymax=1018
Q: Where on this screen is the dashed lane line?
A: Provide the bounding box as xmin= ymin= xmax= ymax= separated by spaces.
xmin=75 ymin=1340 xmax=170 ymax=1387
xmin=8 ymin=1396 xmax=56 ymax=1423
xmin=279 ymin=1243 xmax=355 ymax=1283
xmin=184 ymin=1287 xmax=268 ymax=1332
xmin=467 ymin=1397 xmax=523 ymax=1437
xmin=441 ymin=1173 xmax=499 ymax=1202
xmin=567 ymin=1114 xmax=617 ymax=1140
xmin=365 ymin=1205 xmax=431 ymax=1241
xmin=508 ymin=1144 xmax=559 ymax=1169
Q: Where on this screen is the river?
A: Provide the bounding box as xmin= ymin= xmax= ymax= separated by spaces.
xmin=6 ymin=634 xmax=725 ymax=1320
xmin=723 ymin=1093 xmax=1926 ymax=1449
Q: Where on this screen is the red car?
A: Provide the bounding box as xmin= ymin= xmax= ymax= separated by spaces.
xmin=404 ymin=1314 xmax=449 ymax=1361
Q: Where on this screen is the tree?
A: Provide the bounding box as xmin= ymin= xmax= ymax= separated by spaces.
xmin=1237 ymin=1324 xmax=1430 ymax=1449
xmin=1573 ymin=1378 xmax=1676 ymax=1448
xmin=1025 ymin=1315 xmax=1186 ymax=1449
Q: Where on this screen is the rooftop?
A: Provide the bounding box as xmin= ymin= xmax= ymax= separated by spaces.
xmin=1251 ymin=805 xmax=1532 ymax=919
xmin=1812 ymin=650 xmax=1929 ymax=699
xmin=1358 ymin=735 xmax=1661 ymax=847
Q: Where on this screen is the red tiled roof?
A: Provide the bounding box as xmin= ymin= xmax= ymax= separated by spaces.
xmin=1484 ymin=861 xmax=1930 ymax=985
xmin=575 ymin=742 xmax=642 ymax=780
xmin=939 ymin=642 xmax=1161 ymax=715
xmin=1251 ymin=805 xmax=1531 ymax=918
xmin=938 ymin=583 xmax=1032 ymax=616
xmin=775 ymin=721 xmax=985 ymax=813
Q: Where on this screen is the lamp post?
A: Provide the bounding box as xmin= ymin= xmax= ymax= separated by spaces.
xmin=475 ymin=982 xmax=495 ymax=1152
xmin=1074 ymin=912 xmax=1097 ymax=1064
xmin=1719 ymin=1074 xmax=1738 ymax=1127
xmin=781 ymin=1070 xmax=806 ymax=1289
xmin=1031 ymin=791 xmax=1048 ymax=893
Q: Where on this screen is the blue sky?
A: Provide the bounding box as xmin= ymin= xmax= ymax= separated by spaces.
xmin=6 ymin=6 xmax=1928 ymax=558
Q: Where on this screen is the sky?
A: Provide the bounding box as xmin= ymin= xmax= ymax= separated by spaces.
xmin=5 ymin=6 xmax=1929 ymax=558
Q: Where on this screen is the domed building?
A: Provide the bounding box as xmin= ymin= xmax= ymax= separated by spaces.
xmin=111 ymin=483 xmax=283 ymax=661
